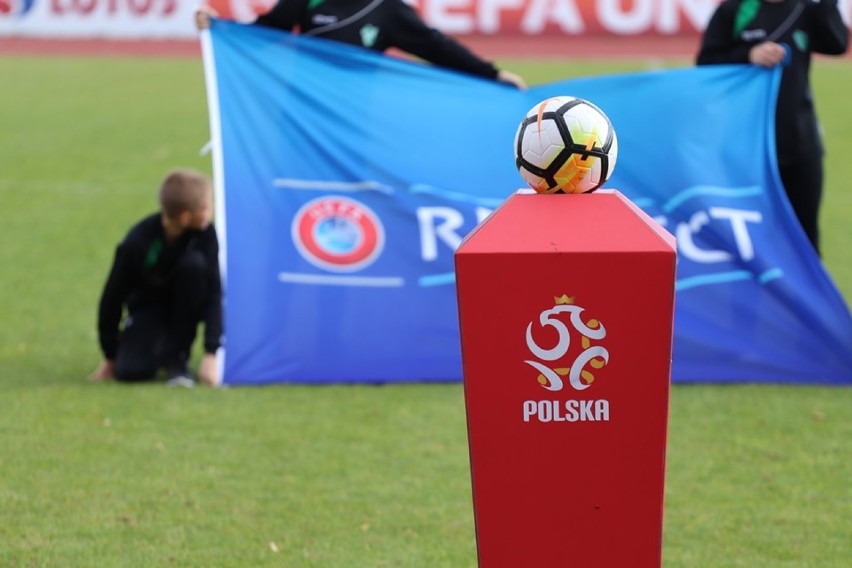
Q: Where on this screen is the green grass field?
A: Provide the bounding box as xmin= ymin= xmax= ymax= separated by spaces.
xmin=1 ymin=55 xmax=850 ymax=567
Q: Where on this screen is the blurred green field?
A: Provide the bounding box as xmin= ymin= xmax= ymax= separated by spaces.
xmin=0 ymin=55 xmax=850 ymax=567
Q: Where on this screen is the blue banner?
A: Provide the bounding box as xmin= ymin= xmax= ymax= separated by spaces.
xmin=202 ymin=20 xmax=852 ymax=386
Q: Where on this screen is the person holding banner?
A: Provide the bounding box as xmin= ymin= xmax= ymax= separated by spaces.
xmin=194 ymin=0 xmax=526 ymax=89
xmin=90 ymin=168 xmax=222 ymax=388
xmin=696 ymin=0 xmax=848 ymax=254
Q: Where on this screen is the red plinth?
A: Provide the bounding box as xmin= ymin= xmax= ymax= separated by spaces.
xmin=454 ymin=190 xmax=677 ymax=567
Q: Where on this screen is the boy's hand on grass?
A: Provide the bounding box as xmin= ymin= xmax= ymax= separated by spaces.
xmin=198 ymin=353 xmax=220 ymax=387
xmin=90 ymin=359 xmax=115 ymax=382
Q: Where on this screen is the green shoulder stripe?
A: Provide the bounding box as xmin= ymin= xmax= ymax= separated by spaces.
xmin=307 ymin=0 xmax=326 ymax=9
xmin=733 ymin=0 xmax=761 ymax=38
xmin=144 ymin=239 xmax=163 ymax=269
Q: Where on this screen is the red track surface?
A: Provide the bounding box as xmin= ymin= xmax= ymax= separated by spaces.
xmin=0 ymin=34 xmax=703 ymax=59
xmin=3 ymin=34 xmax=846 ymax=60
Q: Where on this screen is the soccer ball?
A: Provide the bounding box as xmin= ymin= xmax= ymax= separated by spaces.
xmin=514 ymin=96 xmax=618 ymax=194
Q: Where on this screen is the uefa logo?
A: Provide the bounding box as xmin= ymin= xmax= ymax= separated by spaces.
xmin=291 ymin=196 xmax=385 ymax=272
xmin=524 ymin=294 xmax=609 ymax=391
xmin=0 ymin=0 xmax=35 ymax=16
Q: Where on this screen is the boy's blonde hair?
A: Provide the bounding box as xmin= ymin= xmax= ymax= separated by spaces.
xmin=158 ymin=168 xmax=211 ymax=219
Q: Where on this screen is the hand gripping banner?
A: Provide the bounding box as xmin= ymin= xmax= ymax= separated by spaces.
xmin=201 ymin=20 xmax=852 ymax=385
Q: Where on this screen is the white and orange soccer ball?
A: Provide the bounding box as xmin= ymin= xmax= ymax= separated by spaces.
xmin=514 ymin=96 xmax=618 ymax=194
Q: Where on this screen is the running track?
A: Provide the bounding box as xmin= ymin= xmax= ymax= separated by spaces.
xmin=0 ymin=34 xmax=703 ymax=59
xmin=2 ymin=33 xmax=847 ymax=59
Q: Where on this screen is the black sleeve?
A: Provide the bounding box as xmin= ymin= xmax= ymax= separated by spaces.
xmin=254 ymin=0 xmax=304 ymax=31
xmin=202 ymin=228 xmax=224 ymax=354
xmin=696 ymin=0 xmax=753 ymax=65
xmin=387 ymin=0 xmax=499 ymax=80
xmin=97 ymin=243 xmax=134 ymax=360
xmin=809 ymin=0 xmax=849 ymax=55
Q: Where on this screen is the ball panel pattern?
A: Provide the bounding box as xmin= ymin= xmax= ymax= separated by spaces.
xmin=514 ymin=96 xmax=618 ymax=194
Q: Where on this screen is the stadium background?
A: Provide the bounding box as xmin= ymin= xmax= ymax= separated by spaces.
xmin=1 ymin=0 xmax=849 ymax=58
xmin=1 ymin=1 xmax=851 ymax=565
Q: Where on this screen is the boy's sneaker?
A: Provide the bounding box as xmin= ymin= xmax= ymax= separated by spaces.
xmin=166 ymin=374 xmax=196 ymax=389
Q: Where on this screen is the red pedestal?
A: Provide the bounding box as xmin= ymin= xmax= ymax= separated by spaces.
xmin=455 ymin=190 xmax=677 ymax=567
